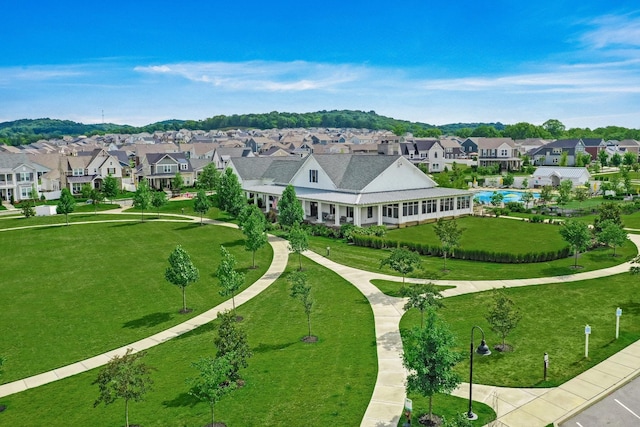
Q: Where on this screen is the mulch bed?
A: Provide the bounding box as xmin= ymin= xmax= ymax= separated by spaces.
xmin=302 ymin=335 xmax=318 ymax=343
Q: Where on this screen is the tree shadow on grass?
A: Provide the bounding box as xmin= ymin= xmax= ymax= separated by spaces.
xmin=621 ymin=299 xmax=640 ymax=315
xmin=163 ymin=392 xmax=200 ymax=408
xmin=123 ymin=311 xmax=173 ymax=329
xmin=109 ymin=221 xmax=143 ymax=227
xmin=252 ymin=341 xmax=296 ymax=354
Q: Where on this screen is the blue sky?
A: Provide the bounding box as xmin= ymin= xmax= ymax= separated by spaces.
xmin=1 ymin=1 xmax=639 ymax=129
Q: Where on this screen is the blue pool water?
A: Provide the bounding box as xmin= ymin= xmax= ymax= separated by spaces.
xmin=474 ymin=190 xmax=539 ymax=204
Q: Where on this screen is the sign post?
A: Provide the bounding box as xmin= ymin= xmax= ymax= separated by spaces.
xmin=544 ymin=352 xmax=549 ymax=381
xmin=585 ymin=325 xmax=591 ymax=358
xmin=616 ymin=307 xmax=622 ymax=339
xmin=404 ymin=398 xmax=412 ymax=426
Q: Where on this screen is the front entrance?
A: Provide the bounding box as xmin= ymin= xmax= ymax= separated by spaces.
xmin=310 ymin=202 xmax=318 ymax=218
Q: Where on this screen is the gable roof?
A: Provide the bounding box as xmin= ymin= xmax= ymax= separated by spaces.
xmin=533 ymin=166 xmax=590 ymax=179
xmin=312 ymin=154 xmax=401 ymax=191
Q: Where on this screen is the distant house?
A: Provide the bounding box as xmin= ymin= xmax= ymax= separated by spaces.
xmin=476 ymin=138 xmax=521 ymax=171
xmin=62 ymin=149 xmax=123 ymax=194
xmin=531 ymin=167 xmax=591 ymax=188
xmin=137 ymin=152 xmax=194 ymax=190
xmin=0 ymin=153 xmax=46 ymax=202
xmin=529 ymin=139 xmax=587 ymax=166
xmin=228 ymin=154 xmax=473 ymax=228
xmin=400 ymin=139 xmax=444 ymax=172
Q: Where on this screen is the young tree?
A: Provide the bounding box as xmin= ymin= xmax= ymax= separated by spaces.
xmin=277 ymin=184 xmax=304 ymax=229
xmin=21 ymin=199 xmax=35 ymax=218
xmin=539 ymin=185 xmax=554 ymax=205
xmin=521 ymin=177 xmax=529 ymax=189
xmin=241 ymin=205 xmax=268 ymax=268
xmin=573 ymin=186 xmax=589 ymax=207
xmin=56 ymin=188 xmax=76 ymax=225
xmin=216 ymin=246 xmax=245 ymax=314
xmin=151 ymin=190 xmax=167 ymax=218
xmin=188 ymin=354 xmax=237 ymax=427
xmin=165 ymin=245 xmax=200 ymax=314
xmin=594 ymin=202 xmax=623 ymax=233
xmin=93 ymin=349 xmax=154 ymax=427
xmin=611 ymin=152 xmax=622 ymax=168
xmin=556 ymin=179 xmax=573 ymax=214
xmin=172 ymin=172 xmax=184 ymax=195
xmin=433 ymin=218 xmax=462 ymax=271
xmin=289 ymin=271 xmax=315 ymax=341
xmin=81 ymin=183 xmax=93 ymax=199
xmin=380 ymin=247 xmax=422 ymax=287
xmin=598 ymin=149 xmax=608 ymax=167
xmin=489 ymin=191 xmax=504 ymax=210
xmin=521 ymin=190 xmax=534 ymax=208
xmin=559 ymin=220 xmax=592 ymax=268
xmin=133 ymin=180 xmax=152 ymax=222
xmin=288 ymin=224 xmax=309 ymax=271
xmin=214 ymin=310 xmax=252 ymax=382
xmin=623 ymin=151 xmax=637 ymax=167
xmin=217 ymin=168 xmax=245 ymax=217
xmin=90 ymin=188 xmax=104 ymax=215
xmin=402 ymin=283 xmax=444 ymax=328
xmin=597 ymin=220 xmax=628 ymax=256
xmin=103 ymin=173 xmax=119 ymax=203
xmin=196 ymin=162 xmax=220 ymax=191
xmin=559 ymin=151 xmax=569 ymax=166
xmin=502 ymin=173 xmax=514 ymax=187
xmin=485 ymin=287 xmax=522 ymax=352
xmin=193 ymin=189 xmax=211 ymax=224
xmin=403 ymin=310 xmax=463 ymax=423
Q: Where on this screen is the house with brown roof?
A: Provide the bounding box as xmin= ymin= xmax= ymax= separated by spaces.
xmin=475 ymin=138 xmax=521 ymax=171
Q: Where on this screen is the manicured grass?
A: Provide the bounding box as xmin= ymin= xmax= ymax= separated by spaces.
xmin=400 ymin=272 xmax=640 ymax=387
xmin=398 ymin=394 xmax=495 ymax=426
xmin=0 ymin=213 xmax=191 ymax=230
xmin=370 ymin=280 xmax=454 ymax=298
xmin=0 ymin=257 xmax=377 ymax=426
xmin=0 ymin=220 xmax=272 ymax=383
xmin=125 ymin=198 xmax=235 ymax=222
xmin=309 ymin=234 xmax=636 ymax=281
xmin=386 ymin=216 xmax=568 ymax=254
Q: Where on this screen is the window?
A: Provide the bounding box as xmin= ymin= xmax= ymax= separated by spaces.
xmin=161 ymin=164 xmax=174 ymax=174
xmin=180 ymin=162 xmax=188 ymax=171
xmin=422 ymin=199 xmax=437 ymax=214
xmin=383 ymin=204 xmax=399 ymax=218
xmin=309 ymin=169 xmax=318 ymax=183
xmin=20 ymin=187 xmax=30 ymax=198
xmin=107 ymin=168 xmax=116 ymax=175
xmin=402 ymin=201 xmax=419 ymax=216
xmin=457 ymin=196 xmax=470 ymax=210
xmin=346 ymin=206 xmax=354 ymax=218
xmin=367 ymin=206 xmax=373 ymax=218
xmin=72 ymin=183 xmax=83 ymax=194
xmin=500 ymin=149 xmax=508 ymax=156
xmin=72 ymin=168 xmax=84 ymax=176
xmin=18 ymin=172 xmax=33 ymax=182
xmin=440 ymin=197 xmax=454 ymax=212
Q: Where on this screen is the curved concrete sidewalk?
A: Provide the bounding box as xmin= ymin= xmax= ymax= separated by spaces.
xmin=0 ymin=218 xmax=290 ymax=399
xmin=302 ymin=233 xmax=640 ymax=427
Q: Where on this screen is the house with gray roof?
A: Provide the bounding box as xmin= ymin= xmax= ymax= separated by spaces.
xmin=529 ymin=139 xmax=587 ymax=166
xmin=228 ymin=154 xmax=473 ymax=227
xmin=0 ymin=153 xmax=48 ymax=202
xmin=531 ymin=166 xmax=591 ymax=188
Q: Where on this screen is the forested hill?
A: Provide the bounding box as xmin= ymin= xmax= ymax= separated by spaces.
xmin=0 ymin=111 xmax=492 ymax=146
xmin=1 ymin=110 xmax=639 ymax=146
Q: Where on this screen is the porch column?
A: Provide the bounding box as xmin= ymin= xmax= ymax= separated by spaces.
xmin=353 ymin=205 xmax=361 ymax=227
xmin=377 ymin=204 xmax=383 ymax=226
xmin=317 ymin=201 xmax=323 ymax=223
xmin=263 ymin=195 xmax=269 ymax=213
xmin=334 ymin=204 xmax=340 ymax=226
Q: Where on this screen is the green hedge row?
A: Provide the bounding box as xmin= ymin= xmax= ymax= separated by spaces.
xmin=351 ymin=235 xmax=572 ymax=264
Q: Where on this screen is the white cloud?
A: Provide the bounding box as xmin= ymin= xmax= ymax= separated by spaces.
xmin=581 ymin=14 xmax=640 ymax=49
xmin=0 ymin=65 xmax=84 ymax=85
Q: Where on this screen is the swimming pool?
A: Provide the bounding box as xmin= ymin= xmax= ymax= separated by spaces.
xmin=473 ymin=190 xmax=539 ymax=204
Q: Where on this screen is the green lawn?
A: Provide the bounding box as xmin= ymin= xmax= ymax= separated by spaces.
xmin=125 ymin=198 xmax=236 ymax=222
xmin=309 ymin=234 xmax=636 ymax=281
xmin=399 ymin=394 xmax=495 ymax=427
xmin=370 ymin=280 xmax=454 ymax=298
xmin=0 ymin=221 xmax=272 ymax=382
xmin=0 ymin=257 xmax=378 ymax=426
xmin=386 ymin=216 xmax=568 ymax=254
xmin=401 ymin=272 xmax=640 ymax=388
xmin=0 ymin=212 xmax=191 ymax=229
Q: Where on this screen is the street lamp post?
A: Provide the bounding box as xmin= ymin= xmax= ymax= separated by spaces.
xmin=468 ymin=325 xmax=491 ymax=421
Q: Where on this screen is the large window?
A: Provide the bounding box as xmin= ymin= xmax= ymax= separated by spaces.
xmin=309 ymin=169 xmax=318 ymax=183
xmin=72 ymin=168 xmax=84 ymax=176
xmin=161 ymin=164 xmax=174 ymax=174
xmin=457 ymin=196 xmax=470 ymax=210
xmin=422 ymin=199 xmax=437 ymax=214
xmin=367 ymin=206 xmax=373 ymax=218
xmin=403 ymin=201 xmax=419 ymax=216
xmin=17 ymin=172 xmax=33 ymax=182
xmin=383 ymin=203 xmax=399 ymax=218
xmin=440 ymin=197 xmax=454 ymax=212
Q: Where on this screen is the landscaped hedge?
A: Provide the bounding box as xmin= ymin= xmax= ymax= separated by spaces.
xmin=351 ymin=234 xmax=572 ymax=264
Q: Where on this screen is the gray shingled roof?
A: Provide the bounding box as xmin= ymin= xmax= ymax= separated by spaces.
xmin=232 ymin=157 xmax=303 ymax=182
xmin=0 ymin=153 xmax=33 ymax=170
xmin=313 ymin=154 xmax=398 ymax=191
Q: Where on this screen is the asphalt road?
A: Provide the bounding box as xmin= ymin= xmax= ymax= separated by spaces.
xmin=560 ymin=375 xmax=640 ymax=427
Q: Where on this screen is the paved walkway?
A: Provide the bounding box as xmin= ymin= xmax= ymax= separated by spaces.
xmin=303 ymin=233 xmax=640 ymax=427
xmin=0 ymin=215 xmax=290 ymax=399
xmin=2 ymin=210 xmax=640 ymax=427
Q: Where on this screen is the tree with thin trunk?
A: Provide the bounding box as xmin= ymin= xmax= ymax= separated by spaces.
xmin=539 ymin=185 xmax=553 ymax=206
xmin=90 ymin=188 xmax=104 ymax=215
xmin=289 ymin=271 xmax=315 ymax=341
xmin=521 ymin=190 xmax=534 ymax=209
xmin=214 ymin=310 xmax=252 ymax=382
xmin=380 ymin=247 xmax=422 ymax=287
xmin=277 ymin=184 xmax=304 ymax=229
xmin=559 ymin=219 xmax=592 ymax=268
xmin=196 ymin=162 xmax=220 ymax=191
xmin=93 ymin=349 xmax=154 ymax=427
xmin=402 ymin=283 xmax=444 ymax=328
xmin=433 ymin=218 xmax=462 ymax=271
xmin=188 ymin=354 xmax=237 ymax=427
xmin=165 ymin=245 xmax=200 ymax=314
xmin=56 ymin=188 xmax=75 ymax=225
xmin=172 ymin=172 xmax=183 ymax=195
xmin=192 ymin=189 xmax=211 ymax=224
xmin=241 ymin=204 xmax=268 ymax=268
xmin=133 ymin=180 xmax=151 ymax=222
xmin=151 ymin=190 xmax=167 ymax=218
xmin=103 ymin=173 xmax=119 ymax=203
xmin=216 ymin=246 xmax=245 ymax=315
xmin=288 ymin=224 xmax=309 ymax=271
xmin=485 ymin=287 xmax=522 ymax=352
xmin=217 ymin=168 xmax=245 ymax=217
xmin=403 ymin=310 xmax=463 ymax=424
xmin=597 ymin=219 xmax=628 ymax=257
